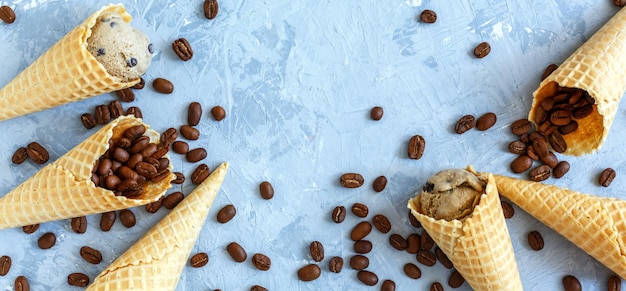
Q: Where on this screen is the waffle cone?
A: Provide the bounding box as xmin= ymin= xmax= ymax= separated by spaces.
xmin=86 ymin=162 xmax=228 ymax=291
xmin=408 ymin=168 xmax=523 ymax=291
xmin=0 ymin=4 xmax=139 ymax=121
xmin=494 ymin=174 xmax=626 ymax=279
xmin=529 ymin=8 xmax=626 ymax=156
xmin=0 ymin=115 xmax=173 ymax=229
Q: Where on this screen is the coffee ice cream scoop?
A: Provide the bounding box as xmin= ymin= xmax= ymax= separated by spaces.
xmin=418 ymin=169 xmax=485 ymax=220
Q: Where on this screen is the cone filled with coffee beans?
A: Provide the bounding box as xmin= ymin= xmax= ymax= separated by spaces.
xmin=0 ymin=115 xmax=174 ymax=229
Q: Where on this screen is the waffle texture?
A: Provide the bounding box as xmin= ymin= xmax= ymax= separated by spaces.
xmin=494 ymin=174 xmax=626 ymax=279
xmin=86 ymin=162 xmax=228 ymax=291
xmin=0 ymin=116 xmax=173 ymax=229
xmin=408 ymin=168 xmax=523 ymax=291
xmin=530 ymin=8 xmax=626 ymax=156
xmin=0 ymin=4 xmax=139 ymax=121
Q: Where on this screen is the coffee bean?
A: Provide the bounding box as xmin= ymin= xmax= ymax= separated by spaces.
xmin=328 ymin=256 xmax=343 ymax=273
xmin=572 ymin=104 xmax=593 ymax=119
xmin=357 ymin=270 xmax=378 ymax=286
xmin=476 ymin=112 xmax=497 ymax=130
xmin=124 ymin=125 xmax=146 ymax=141
xmin=71 ymin=216 xmax=87 ymax=234
xmin=204 ymin=0 xmax=219 ymax=19
xmin=217 ymin=204 xmax=236 ymax=223
xmin=186 ymin=102 xmax=203 ymax=126
xmin=211 ymin=106 xmax=226 ymax=121
xmin=408 ymin=210 xmax=421 ymax=228
xmin=381 ymin=280 xmax=396 ymax=291
xmin=372 ymin=214 xmax=391 ymax=233
xmin=153 ymin=78 xmax=174 ymax=94
xmin=0 ymin=255 xmax=11 ymax=276
xmin=389 ymin=233 xmax=408 ymax=250
xmin=14 ymin=276 xmax=29 ymax=291
xmin=331 ymin=206 xmax=346 ymax=223
xmin=372 ymin=175 xmax=387 ymax=192
xmin=0 ymin=6 xmax=16 ymax=24
xmin=407 ymin=135 xmax=426 ymax=160
xmin=115 ymin=88 xmax=135 ymax=102
xmin=11 ymin=147 xmax=28 ymax=164
xmin=420 ymin=9 xmax=437 ymax=23
xmin=349 ymin=255 xmax=369 ymax=270
xmin=186 ymin=148 xmax=207 ymax=162
xmin=259 ymin=181 xmax=274 ymax=200
xmin=227 ymin=242 xmax=247 ymax=262
xmin=510 ymin=155 xmax=533 ymax=173
xmin=404 ymin=263 xmax=422 ymax=279
xmin=163 ymin=192 xmax=185 ymax=209
xmin=421 ymin=231 xmax=435 ymax=251
xmin=126 ymin=106 xmax=143 ymax=118
xmin=510 ymin=119 xmax=532 ymax=135
xmin=190 ymin=164 xmax=210 ymax=185
xmin=80 ymin=246 xmax=102 ymax=264
xmin=542 ymin=63 xmax=558 ymax=80
xmin=529 ymin=165 xmax=551 ymax=182
xmin=540 ymin=152 xmax=559 ymax=168
xmin=100 ymin=211 xmax=116 ymax=231
xmin=454 ymin=114 xmax=475 ymax=134
xmin=250 ymin=285 xmax=267 ymax=291
xmin=416 ymin=250 xmax=437 ymax=266
xmin=354 ymin=240 xmax=372 ymax=254
xmin=169 ymin=172 xmax=184 ymax=185
xmin=129 ymin=136 xmax=149 ymax=154
xmin=340 ymin=173 xmax=364 ymax=188
xmin=95 ymin=104 xmax=111 ymax=124
xmin=406 ymin=233 xmax=420 ymax=254
xmin=527 ymin=230 xmax=544 ymax=251
xmin=600 ymin=168 xmax=616 ymax=187
xmin=370 ymin=106 xmax=384 ymax=120
xmin=563 ymin=275 xmax=582 ymax=291
xmin=160 ymin=127 xmax=178 ymax=146
xmin=541 ymin=97 xmax=556 ymax=111
xmin=508 ymin=141 xmax=527 ymax=155
xmin=81 ymin=113 xmax=97 ymax=129
xmin=608 ymin=275 xmax=621 ymax=291
xmin=501 ymin=200 xmax=514 ymax=218
xmin=119 ymin=209 xmax=136 ymax=228
xmin=351 ymin=203 xmax=369 ymax=218
xmin=190 ymin=252 xmax=209 ymax=268
xmin=38 ymin=232 xmax=56 ymax=249
xmin=449 ymin=270 xmax=465 ymax=288
xmin=172 ymin=141 xmax=189 ymax=154
xmin=67 ymin=273 xmax=90 ymax=287
xmin=552 ymin=161 xmax=570 ymax=178
xmin=473 ymin=41 xmax=491 ymax=58
xmin=180 ymin=125 xmax=200 ymax=140
xmin=558 ymin=119 xmax=578 ymax=135
xmin=112 ymin=147 xmax=130 ymax=163
xmin=549 ymin=109 xmax=572 ymax=126
xmin=297 ymin=264 xmax=321 ymax=282
xmin=350 ymin=221 xmax=372 ymax=241
xmin=131 ymin=77 xmax=145 ymax=90
xmin=435 ymin=247 xmax=453 ymax=269
xmin=26 ymin=142 xmax=49 ymax=164
xmin=310 ymin=241 xmax=324 ymax=262
xmin=252 ymin=253 xmax=271 ymax=271
xmin=22 ymin=224 xmax=39 ymax=234
xmin=145 ymin=198 xmax=162 ymax=213
xmin=172 ymin=38 xmax=193 ymax=61
xmin=526 ymin=145 xmax=540 ymax=161
xmin=109 ymin=100 xmax=124 ymax=119
xmin=430 ymin=282 xmax=444 ymax=291
xmin=548 ymin=131 xmax=567 ymax=153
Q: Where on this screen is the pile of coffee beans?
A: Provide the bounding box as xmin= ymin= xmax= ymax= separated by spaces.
xmin=81 ymin=100 xmax=141 ymax=129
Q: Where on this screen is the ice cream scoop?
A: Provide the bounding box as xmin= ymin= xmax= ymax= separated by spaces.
xmin=418 ymin=169 xmax=484 ymax=221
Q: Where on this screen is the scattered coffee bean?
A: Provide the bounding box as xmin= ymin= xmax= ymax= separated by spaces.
xmin=476 ymin=112 xmax=497 ymax=130
xmin=119 ymin=209 xmax=136 ymax=228
xmin=22 ymin=224 xmax=39 ymax=234
xmin=473 ymin=41 xmax=491 ymax=58
xmin=527 ymin=230 xmax=544 ymax=251
xmin=95 ymin=104 xmax=111 ymax=124
xmin=354 ymin=240 xmax=373 ymax=254
xmin=172 ymin=172 xmax=185 ymax=184
xmin=38 ymin=232 xmax=56 ymax=249
xmin=404 ymin=263 xmax=422 ymax=279
xmin=186 ymin=148 xmax=207 ymax=162
xmin=99 ymin=211 xmax=116 ymax=231
xmin=351 ymin=203 xmax=369 ymax=218
xmin=421 ymin=231 xmax=435 ymax=251
xmin=349 ymin=255 xmax=369 ymax=270
xmin=211 ymin=106 xmax=226 ymax=121
xmin=548 ymin=131 xmax=567 ymax=153
xmin=172 ymin=141 xmax=189 ymax=154
xmin=501 ymin=200 xmax=514 ymax=218
xmin=191 ymin=164 xmax=211 ymax=185
xmin=67 ymin=272 xmax=89 ymax=287
xmin=71 ymin=216 xmax=87 ymax=234
xmin=145 ymin=198 xmax=162 ymax=213
xmin=350 ymin=221 xmax=372 ymax=241
xmin=357 ymin=270 xmax=378 ymax=286
xmin=381 ymin=280 xmax=396 ymax=291
xmin=552 ymin=161 xmax=570 ymax=178
xmin=435 ymin=247 xmax=453 ymax=269
xmin=15 ymin=275 xmax=29 ymax=291
xmin=180 ymin=125 xmax=200 ymax=140
xmin=370 ymin=106 xmax=384 ymax=120
xmin=11 ymin=147 xmax=28 ymax=164
xmin=542 ymin=63 xmax=558 ymax=80
xmin=132 ymin=77 xmax=145 ymax=89
xmin=600 ymin=168 xmax=616 ymax=187
xmin=204 ymin=0 xmax=219 ymax=19
xmin=81 ymin=113 xmax=97 ymax=129
xmin=259 ymin=181 xmax=274 ymax=200
xmin=153 ymin=78 xmax=174 ymax=94
xmin=510 ymin=155 xmax=533 ymax=173
xmin=408 ymin=210 xmax=421 ymax=228
xmin=252 ymin=253 xmax=271 ymax=271
xmin=416 ymin=250 xmax=437 ymax=266
xmin=529 ymin=164 xmax=551 ymax=182
xmin=430 ymin=282 xmax=444 ymax=291
xmin=190 ymin=252 xmax=209 ymax=268
xmin=510 ymin=118 xmax=532 ymax=135
xmin=329 ymin=256 xmax=343 ymax=273
xmin=372 ymin=175 xmax=387 ymax=192
xmin=297 ymin=264 xmax=321 ymax=282
xmin=540 ymin=152 xmax=559 ymax=168
xmin=108 ymin=100 xmax=124 ymax=119
xmin=0 ymin=255 xmax=11 ymax=276
xmin=217 ymin=204 xmax=236 ymax=223
xmin=407 ymin=134 xmax=426 ymax=160
xmin=508 ymin=140 xmax=527 ymax=155
xmin=80 ymin=246 xmax=102 ymax=264
xmin=126 ymin=106 xmax=143 ymax=118
xmin=163 ymin=192 xmax=185 ymax=209
xmin=0 ymin=5 xmax=16 ymax=24
xmin=332 ymin=206 xmax=346 ymax=223
xmin=406 ymin=233 xmax=420 ymax=254
xmin=372 ymin=214 xmax=391 ymax=233
xmin=226 ymin=242 xmax=247 ymax=262
xmin=449 ymin=270 xmax=465 ymax=288
xmin=186 ymin=102 xmax=203 ymax=126
xmin=115 ymin=88 xmax=135 ymax=102
xmin=454 ymin=114 xmax=476 ymax=134
xmin=608 ymin=275 xmax=621 ymax=291
xmin=310 ymin=241 xmax=324 ymax=262
xmin=389 ymin=233 xmax=408 ymax=250
xmin=563 ymin=275 xmax=582 ymax=291
xmin=340 ymin=173 xmax=364 ymax=188
xmin=420 ymin=9 xmax=437 ymax=23
xmin=172 ymin=38 xmax=193 ymax=61
xmin=26 ymin=142 xmax=49 ymax=164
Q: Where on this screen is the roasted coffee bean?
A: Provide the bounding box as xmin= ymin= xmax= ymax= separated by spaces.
xmin=211 ymin=106 xmax=226 ymax=121
xmin=140 ymin=143 xmax=158 ymax=158
xmin=67 ymin=273 xmax=89 ymax=287
xmin=454 ymin=114 xmax=475 ymax=134
xmin=540 ymin=152 xmax=559 ymax=168
xmin=328 ymin=256 xmax=343 ymax=273
xmin=124 ymin=125 xmax=146 ymax=141
xmin=511 ymin=119 xmax=532 ymax=135
xmin=615 ymin=0 xmax=626 ymax=7
xmin=38 ymin=232 xmax=56 ymax=249
xmin=351 ymin=221 xmax=372 ymax=241
xmin=349 ymin=255 xmax=369 ymax=270
xmin=449 ymin=270 xmax=465 ymax=288
xmin=408 ymin=134 xmax=426 ymax=159
xmin=22 ymin=224 xmax=39 ymax=234
xmin=217 ymin=204 xmax=236 ymax=223
xmin=332 ymin=206 xmax=346 ymax=223
xmin=529 ymin=165 xmax=551 ymax=182
xmin=250 ymin=285 xmax=267 ymax=291
xmin=389 ymin=233 xmax=408 ymax=250
xmin=0 ymin=255 xmax=11 ymax=276
xmin=510 ymin=155 xmax=532 ymax=173
xmin=351 ymin=203 xmax=369 ymax=218
xmin=109 ymin=100 xmax=124 ymax=119
xmin=111 ymin=147 xmax=130 ymax=163
xmin=419 ymin=9 xmax=437 ymax=23
xmin=416 ymin=250 xmax=437 ymax=266
xmin=172 ymin=38 xmax=193 ymax=61
xmin=0 ymin=6 xmax=16 ymax=24
xmin=553 ymin=161 xmax=570 ymax=178
xmin=357 ymin=270 xmax=378 ymax=286
xmin=534 ymin=106 xmax=548 ymax=124
xmin=163 ymin=192 xmax=185 ymax=209
xmin=116 ymin=137 xmax=132 ymax=149
xmin=191 ymin=164 xmax=210 ymax=185
xmin=126 ymin=106 xmax=143 ymax=118
xmin=608 ymin=275 xmax=621 ymax=291
xmin=190 ymin=252 xmax=209 ymax=268
xmin=501 ymin=200 xmax=514 ymax=218
xmin=354 ymin=240 xmax=372 ymax=254
xmin=145 ymin=198 xmax=162 ymax=213
xmin=372 ymin=175 xmax=387 ymax=192
xmin=600 ymin=168 xmax=616 ymax=187
xmin=95 ymin=104 xmax=111 ymax=124
xmin=126 ymin=153 xmax=143 ymax=169
xmin=526 ymin=145 xmax=540 ymax=161
xmin=406 ymin=233 xmax=421 ymax=254
xmin=132 ymin=77 xmax=145 ymax=89
xmin=372 ymin=214 xmax=391 ymax=233
xmin=549 ymin=109 xmax=572 ymax=126
xmin=557 ymin=120 xmax=577 ymax=135
xmin=119 ymin=209 xmax=136 ymax=228
xmin=171 ymin=141 xmax=189 ymax=154
xmin=527 ymin=230 xmax=544 ymax=251
xmin=15 ymin=276 xmax=29 ymax=291
xmin=370 ymin=106 xmax=384 ymax=120
xmin=153 ymin=78 xmax=174 ymax=94
xmin=541 ymin=97 xmax=556 ymax=111
xmin=408 ymin=210 xmax=421 ymax=228
xmin=563 ymin=275 xmax=582 ymax=291
xmin=11 ymin=147 xmax=28 ymax=164
xmin=103 ymin=175 xmax=121 ymax=190
xmin=473 ymin=41 xmax=491 ymax=58
xmin=435 ymin=247 xmax=453 ymax=269
xmin=204 ymin=0 xmax=219 ymax=19
xmin=431 ymin=282 xmax=444 ymax=291
xmin=187 ymin=102 xmax=202 ymax=125
xmin=340 ymin=173 xmax=364 ymax=188
xmin=160 ymin=128 xmax=178 ymax=145
xmin=186 ymin=148 xmax=207 ymax=162
xmin=297 ymin=264 xmax=321 ymax=282
xmin=381 ymin=280 xmax=396 ymax=291
xmin=541 ymin=63 xmax=559 ymax=80
xmin=529 ymin=131 xmax=545 ymax=142
xmin=508 ymin=141 xmax=527 ymax=155
xmin=403 ymin=263 xmax=422 ymax=279
xmin=227 ymin=242 xmax=247 ymax=262
xmin=538 ymin=121 xmax=558 ymax=136
xmin=172 ymin=172 xmax=185 ymax=184
xmin=310 ymin=241 xmax=324 ymax=262
xmin=572 ymin=104 xmax=593 ymax=119
xmin=259 ymin=181 xmax=274 ymax=199
xmin=421 ymin=231 xmax=435 ymax=250
xmin=26 ymin=142 xmax=49 ymax=164
xmin=81 ymin=113 xmax=97 ymax=129
xmin=115 ymin=88 xmax=135 ymax=102
xmin=100 ymin=211 xmax=116 ymax=231
xmin=476 ymin=112 xmax=497 ymax=131
xmin=80 ymin=246 xmax=102 ymax=264
xmin=548 ymin=131 xmax=567 ymax=153
xmin=252 ymin=253 xmax=271 ymax=271
xmin=71 ymin=216 xmax=87 ymax=234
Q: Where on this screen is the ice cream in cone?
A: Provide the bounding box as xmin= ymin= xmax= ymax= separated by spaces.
xmin=0 ymin=115 xmax=174 ymax=229
xmin=86 ymin=162 xmax=228 ymax=291
xmin=494 ymin=174 xmax=626 ymax=279
xmin=408 ymin=167 xmax=523 ymax=291
xmin=0 ymin=4 xmax=153 ymax=121
xmin=530 ymin=7 xmax=626 ymax=156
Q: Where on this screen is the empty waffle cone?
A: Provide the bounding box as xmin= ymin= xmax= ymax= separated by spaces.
xmin=408 ymin=167 xmax=523 ymax=291
xmin=0 ymin=4 xmax=139 ymax=121
xmin=0 ymin=115 xmax=173 ymax=229
xmin=86 ymin=162 xmax=228 ymax=291
xmin=494 ymin=174 xmax=626 ymax=279
xmin=530 ymin=8 xmax=626 ymax=156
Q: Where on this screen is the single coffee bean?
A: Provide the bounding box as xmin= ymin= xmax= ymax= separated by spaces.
xmin=476 ymin=112 xmax=497 ymax=130
xmin=190 ymin=252 xmax=209 ymax=268
xmin=372 ymin=175 xmax=387 ymax=192
xmin=381 ymin=280 xmax=396 ymax=291
xmin=95 ymin=104 xmax=111 ymax=124
xmin=508 ymin=141 xmax=527 ymax=155
xmin=115 ymin=88 xmax=135 ymax=102
xmin=511 ymin=119 xmax=532 ymax=135
xmin=297 ymin=264 xmax=321 ymax=282
xmin=310 ymin=241 xmax=324 ymax=262
xmin=252 ymin=253 xmax=271 ymax=271
xmin=542 ymin=63 xmax=558 ymax=80
xmin=119 ymin=209 xmax=136 ymax=228
xmin=226 ymin=242 xmax=247 ymax=262
xmin=420 ymin=9 xmax=437 ymax=23
xmin=600 ymin=168 xmax=616 ymax=187
xmin=449 ymin=270 xmax=465 ymax=288
xmin=0 ymin=6 xmax=16 ymax=24
xmin=372 ymin=214 xmax=391 ymax=233
xmin=526 ymin=145 xmax=540 ymax=161
xmin=160 ymin=127 xmax=178 ymax=146
xmin=474 ymin=41 xmax=491 ymax=58
xmin=259 ymin=181 xmax=274 ymax=199
xmin=100 ymin=211 xmax=116 ymax=231
xmin=81 ymin=113 xmax=97 ymax=129
xmin=71 ymin=216 xmax=87 ymax=234
xmin=131 ymin=77 xmax=145 ymax=90
xmin=14 ymin=276 xmax=29 ymax=291
xmin=111 ymin=147 xmax=130 ymax=163
xmin=357 ymin=270 xmax=378 ymax=286
xmin=191 ymin=164 xmax=210 ymax=185
xmin=145 ymin=198 xmax=162 ymax=213
xmin=548 ymin=131 xmax=567 ymax=153
xmin=349 ymin=255 xmax=369 ymax=270
xmin=187 ymin=102 xmax=202 ymax=125
xmin=180 ymin=125 xmax=200 ymax=140
xmin=501 ymin=200 xmax=515 ymax=218
xmin=407 ymin=134 xmax=426 ymax=159
xmin=350 ymin=221 xmax=372 ymax=241
xmin=541 ymin=97 xmax=556 ymax=111
xmin=26 ymin=142 xmax=49 ymax=164
xmin=332 ymin=206 xmax=346 ymax=223
xmin=354 ymin=240 xmax=373 ymax=254
xmin=434 ymin=247 xmax=453 ymax=269
xmin=527 ymin=230 xmax=544 ymax=251
xmin=389 ymin=233 xmax=408 ymax=250
xmin=22 ymin=224 xmax=39 ymax=234
xmin=129 ymin=136 xmax=150 ymax=154
xmin=38 ymin=232 xmax=56 ymax=249
xmin=153 ymin=78 xmax=174 ymax=94
xmin=204 ymin=0 xmax=219 ymax=19
xmin=406 ymin=233 xmax=421 ymax=254
xmin=67 ymin=273 xmax=90 ymax=287
xmin=0 ymin=255 xmax=11 ymax=276
xmin=328 ymin=256 xmax=343 ymax=273
xmin=211 ymin=106 xmax=226 ymax=121
xmin=370 ymin=106 xmax=384 ymax=120
xmin=563 ymin=275 xmax=582 ymax=291
xmin=135 ymin=161 xmax=158 ymax=179
xmin=416 ymin=250 xmax=437 ymax=266
xmin=351 ymin=203 xmax=369 ymax=218
xmin=529 ymin=165 xmax=551 ymax=182
xmin=80 ymin=246 xmax=103 ymax=264
xmin=553 ymin=161 xmax=570 ymax=178
xmin=404 ymin=263 xmax=422 ymax=279
xmin=11 ymin=147 xmax=28 ymax=164
xmin=109 ymin=100 xmax=124 ymax=119
xmin=172 ymin=38 xmax=193 ymax=61
xmin=340 ymin=173 xmax=364 ymax=188
xmin=126 ymin=106 xmax=143 ymax=118
xmin=250 ymin=286 xmax=267 ymax=291
xmin=163 ymin=192 xmax=185 ymax=209
xmin=430 ymin=282 xmax=444 ymax=291
xmin=217 ymin=204 xmax=236 ymax=223
xmin=510 ymin=155 xmax=532 ymax=173
xmin=454 ymin=114 xmax=476 ymax=134
xmin=171 ymin=172 xmax=185 ymax=184
xmin=186 ymin=148 xmax=207 ymax=162
xmin=608 ymin=275 xmax=621 ymax=291
xmin=124 ymin=125 xmax=146 ymax=141
xmin=540 ymin=152 xmax=559 ymax=168
xmin=538 ymin=121 xmax=558 ymax=136
xmin=572 ymin=104 xmax=593 ymax=119
xmin=408 ymin=210 xmax=421 ymax=228
xmin=172 ymin=141 xmax=189 ymax=154
xmin=550 ymin=109 xmax=572 ymax=126
xmin=421 ymin=231 xmax=435 ymax=250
